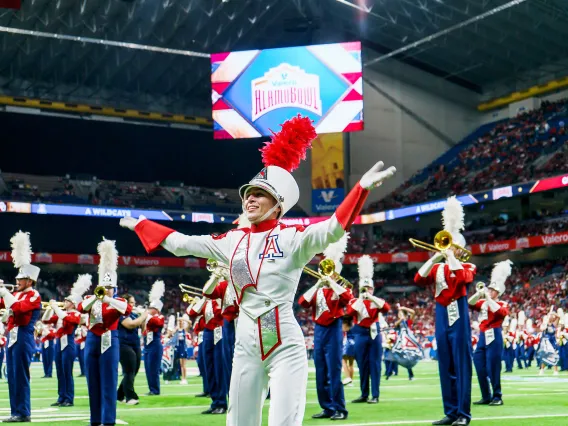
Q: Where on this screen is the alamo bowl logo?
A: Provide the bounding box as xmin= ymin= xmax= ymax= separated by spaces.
xmin=251 ymin=63 xmax=322 ymax=122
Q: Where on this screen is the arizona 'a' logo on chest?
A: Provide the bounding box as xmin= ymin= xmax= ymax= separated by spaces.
xmin=259 ymin=235 xmax=284 ymax=259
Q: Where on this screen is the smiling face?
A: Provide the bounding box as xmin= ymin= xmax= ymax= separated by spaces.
xmin=243 ymin=188 xmax=280 ymax=224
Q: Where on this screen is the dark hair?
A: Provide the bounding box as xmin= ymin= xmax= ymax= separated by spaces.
xmin=122 ymin=293 xmax=134 ymax=302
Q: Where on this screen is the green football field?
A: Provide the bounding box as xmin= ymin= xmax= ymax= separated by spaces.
xmin=1 ymin=360 xmax=568 ymax=425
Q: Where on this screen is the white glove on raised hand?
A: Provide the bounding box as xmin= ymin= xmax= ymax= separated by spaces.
xmin=360 ymin=161 xmax=397 ymax=190
xmin=120 ymin=215 xmax=147 ymax=231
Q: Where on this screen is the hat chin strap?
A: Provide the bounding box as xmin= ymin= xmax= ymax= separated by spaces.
xmin=245 ymin=203 xmax=281 ymax=225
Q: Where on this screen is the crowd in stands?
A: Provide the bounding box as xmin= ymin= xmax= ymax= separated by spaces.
xmin=0 ymin=172 xmax=244 ymax=213
xmin=369 ymin=98 xmax=568 ymax=212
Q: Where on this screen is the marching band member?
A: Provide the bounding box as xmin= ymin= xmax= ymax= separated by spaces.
xmin=341 ymin=317 xmax=355 ymax=387
xmin=298 ymin=234 xmax=352 ymax=421
xmin=0 ymin=231 xmax=42 ymax=423
xmin=471 ymin=322 xmax=479 ymax=352
xmin=414 ymin=197 xmax=476 ymax=426
xmin=515 ymin=311 xmax=527 ymax=370
xmin=558 ymin=313 xmax=568 ymax=371
xmin=78 ymin=239 xmax=132 ymax=426
xmin=202 ymin=215 xmax=248 ymax=394
xmin=188 ymin=291 xmax=227 ymax=414
xmin=346 ymin=255 xmax=390 ymax=404
xmin=468 ymin=260 xmax=512 ymax=406
xmin=0 ymin=323 xmax=6 ymax=381
xmin=75 ymin=318 xmax=88 ymax=377
xmin=186 ymin=298 xmax=209 ymax=398
xmin=43 ymin=274 xmax=91 ymax=408
xmin=39 ymin=323 xmax=55 ymax=378
xmin=143 ymin=280 xmax=165 ymax=396
xmin=524 ymin=318 xmax=536 ymax=368
xmin=538 ymin=310 xmax=560 ymax=376
xmin=120 ymin=115 xmax=396 ymax=425
xmin=393 ymin=306 xmax=417 ymax=380
xmin=503 ymin=317 xmax=516 ymax=373
xmin=383 ymin=324 xmax=397 ymax=380
xmin=117 ymin=294 xmax=148 ymax=405
xmin=172 ymin=313 xmax=191 ymax=385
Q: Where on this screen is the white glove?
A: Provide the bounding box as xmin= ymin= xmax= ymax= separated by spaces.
xmin=444 ymin=250 xmax=463 ymax=271
xmin=103 ymin=296 xmax=128 ymax=314
xmin=359 ymin=161 xmax=397 ymax=190
xmin=120 ymin=215 xmax=147 ymax=231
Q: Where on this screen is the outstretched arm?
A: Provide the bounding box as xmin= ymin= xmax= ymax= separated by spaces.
xmin=120 ymin=215 xmax=231 ymax=264
xmin=292 ymin=161 xmax=396 ymax=266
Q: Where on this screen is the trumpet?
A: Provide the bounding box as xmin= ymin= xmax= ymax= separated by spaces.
xmin=41 ymin=301 xmax=65 ymax=309
xmin=179 ymin=283 xmax=201 ymax=304
xmin=409 ymin=230 xmax=472 ymax=262
xmin=94 ymin=286 xmax=107 ymax=299
xmin=0 ymin=283 xmax=15 ymax=292
xmin=476 ymin=282 xmax=486 ymax=292
xmin=206 ymin=259 xmax=230 ymax=276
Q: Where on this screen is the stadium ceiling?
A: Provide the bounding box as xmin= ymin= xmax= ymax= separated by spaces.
xmin=0 ymin=0 xmax=567 ymax=116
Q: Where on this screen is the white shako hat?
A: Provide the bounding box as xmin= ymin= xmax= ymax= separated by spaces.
xmin=488 ymin=260 xmax=513 ymax=296
xmin=357 ymin=255 xmax=374 ymax=290
xmin=441 ymin=196 xmax=466 ymax=248
xmin=239 ymin=115 xmax=317 ymax=220
xmin=323 ymin=233 xmax=350 ymax=275
xmin=149 ymin=280 xmax=165 ymax=311
xmin=11 ymin=231 xmax=40 ymax=282
xmin=98 ymin=238 xmax=118 ymax=287
xmin=66 ymin=274 xmax=93 ymax=304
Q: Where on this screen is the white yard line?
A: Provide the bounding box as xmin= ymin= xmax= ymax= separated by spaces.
xmin=319 ymin=413 xmax=568 ymax=426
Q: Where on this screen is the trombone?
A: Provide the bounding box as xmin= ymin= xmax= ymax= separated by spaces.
xmin=409 ymin=230 xmax=472 ymax=262
xmin=179 ymin=283 xmax=202 ymax=304
xmin=303 ymin=259 xmax=353 ymax=289
xmin=207 ymin=259 xmax=230 ymax=275
xmin=41 ymin=301 xmax=65 ymax=309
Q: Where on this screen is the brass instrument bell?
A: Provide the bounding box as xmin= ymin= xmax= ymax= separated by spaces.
xmin=408 ymin=230 xmax=472 ymax=262
xmin=179 ymin=283 xmax=201 ymax=304
xmin=206 ymin=259 xmax=230 ymax=274
xmin=476 ymin=282 xmax=486 ymax=292
xmin=94 ymin=286 xmax=107 ymax=299
xmin=303 ymin=258 xmax=336 ymax=280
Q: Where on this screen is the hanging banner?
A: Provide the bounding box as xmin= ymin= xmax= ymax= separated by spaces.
xmin=311 ymin=133 xmax=345 ymax=213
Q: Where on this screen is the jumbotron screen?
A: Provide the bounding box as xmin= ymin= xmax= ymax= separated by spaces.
xmin=211 ymin=42 xmax=363 ymax=139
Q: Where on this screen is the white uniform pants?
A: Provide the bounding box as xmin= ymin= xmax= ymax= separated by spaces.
xmin=227 ymin=303 xmax=308 ymax=426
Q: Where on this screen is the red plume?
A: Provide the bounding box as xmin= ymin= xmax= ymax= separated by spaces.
xmin=259 ymin=115 xmax=317 ymax=172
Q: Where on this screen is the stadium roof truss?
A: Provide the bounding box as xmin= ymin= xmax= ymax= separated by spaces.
xmin=0 ymin=0 xmax=567 ymax=116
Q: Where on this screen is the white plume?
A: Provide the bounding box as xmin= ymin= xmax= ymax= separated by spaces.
xmin=324 ymin=233 xmax=350 ymax=274
xmin=167 ymin=314 xmax=175 ymax=331
xmin=97 ymin=238 xmax=118 ymax=276
xmin=490 ymin=260 xmax=513 ymax=290
xmin=518 ymin=310 xmax=526 ymax=327
xmin=149 ymin=280 xmax=165 ymax=303
xmin=441 ymin=196 xmax=465 ymax=234
xmin=510 ymin=318 xmax=518 ymax=332
xmin=358 ymin=255 xmax=374 ymax=282
xmin=10 ymin=231 xmax=32 ymax=268
xmin=71 ymin=274 xmax=92 ymax=299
